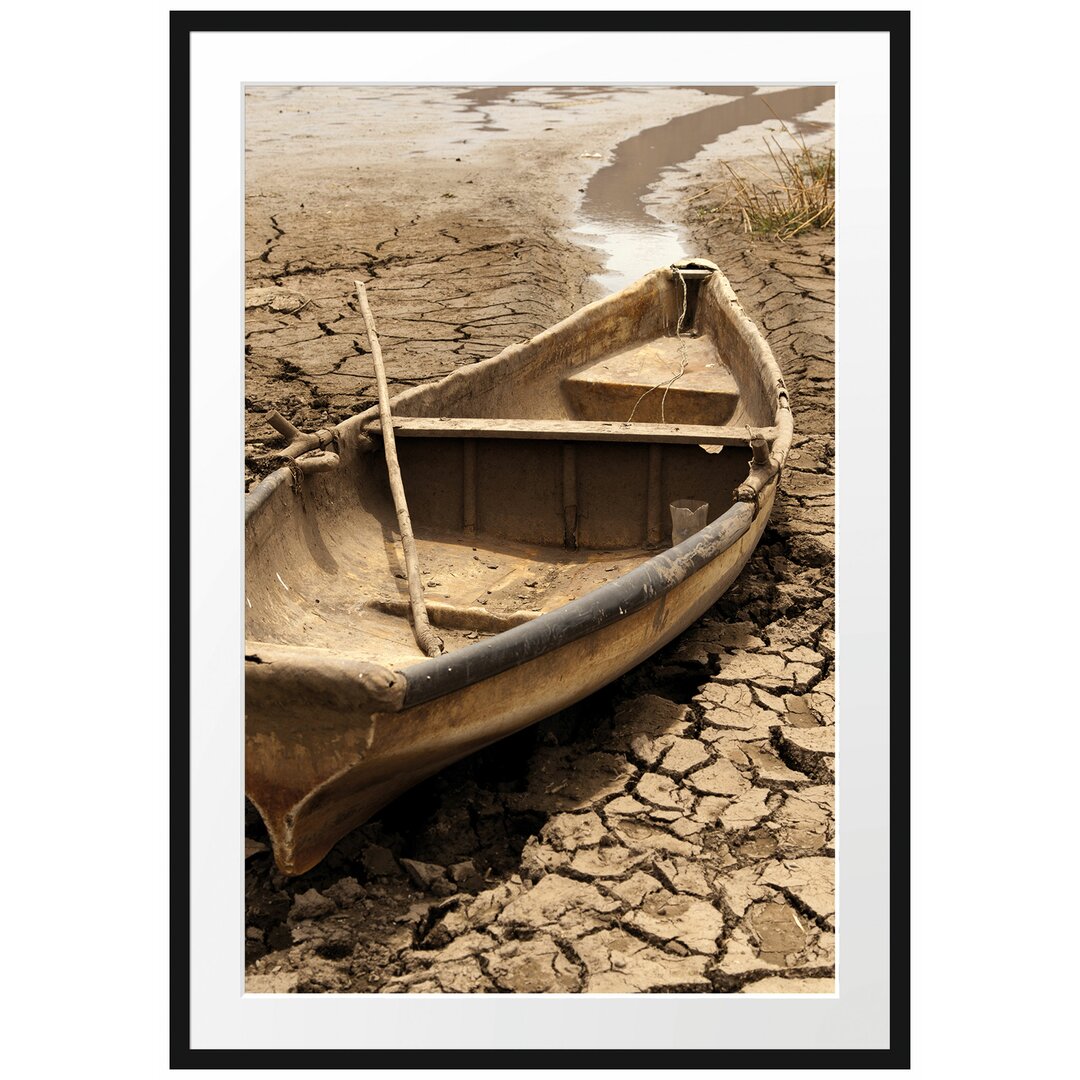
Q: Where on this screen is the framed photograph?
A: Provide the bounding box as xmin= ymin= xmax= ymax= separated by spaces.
xmin=173 ymin=7 xmax=908 ymax=1068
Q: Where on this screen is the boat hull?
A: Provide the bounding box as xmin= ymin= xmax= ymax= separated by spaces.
xmin=245 ymin=260 xmax=793 ymax=875
xmin=246 ymin=486 xmax=774 ymax=875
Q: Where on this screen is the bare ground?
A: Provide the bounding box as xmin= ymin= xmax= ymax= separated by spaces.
xmin=243 ymin=95 xmax=835 ymax=994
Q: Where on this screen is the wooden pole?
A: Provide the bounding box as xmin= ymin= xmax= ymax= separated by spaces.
xmin=355 ymin=281 xmax=443 ymax=658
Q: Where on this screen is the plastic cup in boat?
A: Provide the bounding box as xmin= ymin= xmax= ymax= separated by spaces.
xmin=670 ymin=499 xmax=709 ymax=544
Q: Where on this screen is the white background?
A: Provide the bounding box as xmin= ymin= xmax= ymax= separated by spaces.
xmin=2 ymin=1 xmax=1075 ymax=1078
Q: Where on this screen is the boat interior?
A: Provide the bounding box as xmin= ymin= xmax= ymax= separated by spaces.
xmin=246 ymin=268 xmax=777 ymax=668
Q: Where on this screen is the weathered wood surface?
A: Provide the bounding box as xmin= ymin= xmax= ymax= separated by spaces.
xmin=366 ymin=415 xmax=780 ymax=446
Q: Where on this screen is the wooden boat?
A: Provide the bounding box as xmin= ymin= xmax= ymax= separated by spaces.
xmin=245 ymin=259 xmax=792 ymax=874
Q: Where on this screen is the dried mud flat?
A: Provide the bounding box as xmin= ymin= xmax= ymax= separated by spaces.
xmin=244 ymin=89 xmax=835 ymax=995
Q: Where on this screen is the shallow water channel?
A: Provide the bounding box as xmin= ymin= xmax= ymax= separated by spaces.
xmin=574 ymin=84 xmax=835 ymax=293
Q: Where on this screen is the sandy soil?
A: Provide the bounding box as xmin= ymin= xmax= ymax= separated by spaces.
xmin=244 ymin=86 xmax=835 ymax=994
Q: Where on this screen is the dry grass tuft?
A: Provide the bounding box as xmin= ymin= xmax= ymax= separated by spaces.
xmin=696 ymin=120 xmax=835 ymax=241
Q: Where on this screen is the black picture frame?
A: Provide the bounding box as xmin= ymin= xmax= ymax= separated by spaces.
xmin=171 ymin=8 xmax=910 ymax=1069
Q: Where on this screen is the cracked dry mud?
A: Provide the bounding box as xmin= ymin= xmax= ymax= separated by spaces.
xmin=244 ymin=91 xmax=835 ymax=995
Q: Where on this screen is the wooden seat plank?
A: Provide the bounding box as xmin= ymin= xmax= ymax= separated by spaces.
xmin=366 ymin=416 xmax=776 ymax=446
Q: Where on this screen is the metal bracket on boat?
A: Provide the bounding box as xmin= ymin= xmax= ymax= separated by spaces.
xmin=776 ymin=378 xmax=791 ymax=411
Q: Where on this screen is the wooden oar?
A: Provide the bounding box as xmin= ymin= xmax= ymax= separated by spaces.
xmin=354 ymin=281 xmax=444 ymax=658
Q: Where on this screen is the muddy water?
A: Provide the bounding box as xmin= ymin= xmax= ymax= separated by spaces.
xmin=577 ymin=84 xmax=835 ymax=293
xmin=451 ymin=87 xmax=510 ymax=132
